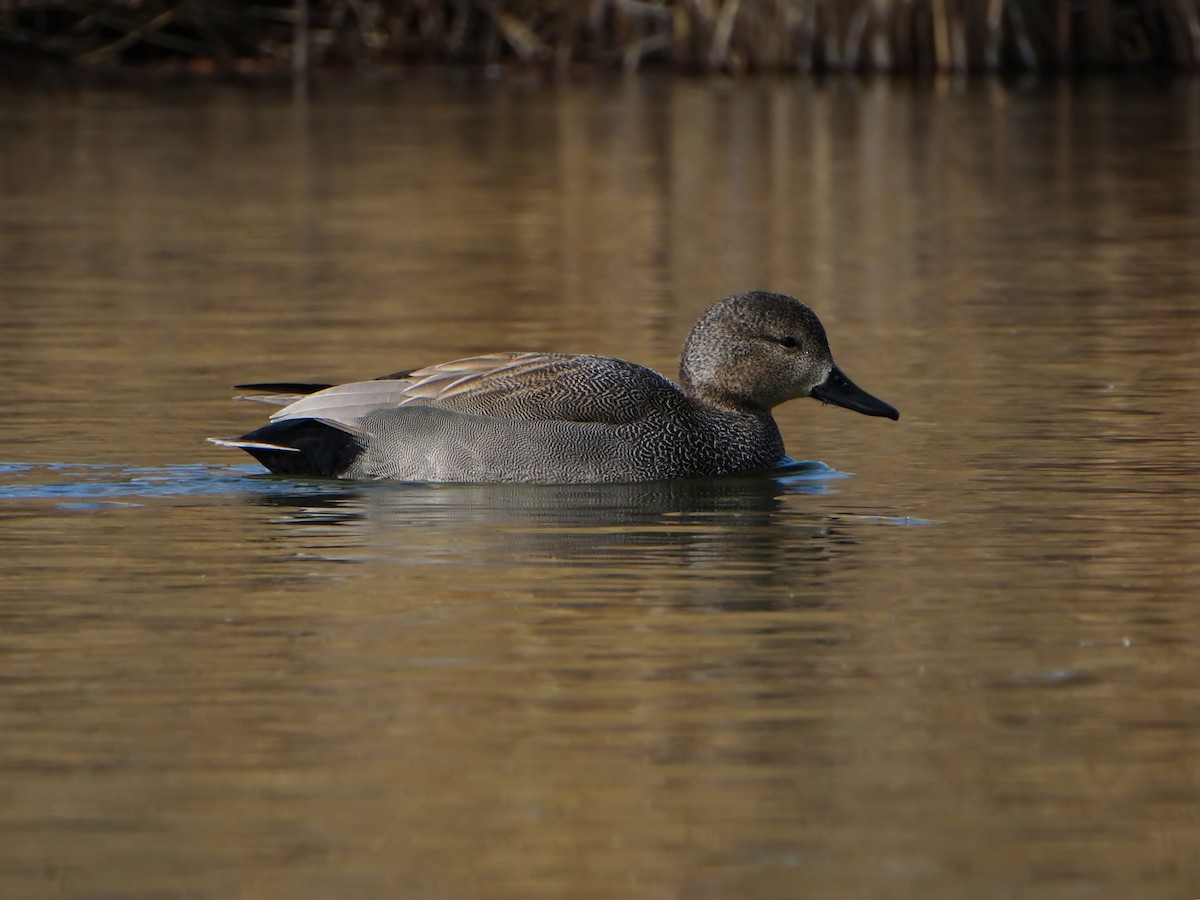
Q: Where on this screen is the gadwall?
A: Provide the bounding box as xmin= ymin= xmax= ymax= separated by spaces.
xmin=210 ymin=291 xmax=899 ymax=483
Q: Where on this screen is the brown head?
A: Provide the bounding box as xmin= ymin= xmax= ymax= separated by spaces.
xmin=679 ymin=290 xmax=899 ymax=420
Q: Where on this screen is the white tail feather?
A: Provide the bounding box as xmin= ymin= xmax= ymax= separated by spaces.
xmin=235 ymin=393 xmax=303 ymax=407
xmin=208 ymin=437 xmax=301 ymax=453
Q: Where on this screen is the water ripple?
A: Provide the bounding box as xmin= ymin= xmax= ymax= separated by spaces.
xmin=0 ymin=458 xmax=850 ymax=509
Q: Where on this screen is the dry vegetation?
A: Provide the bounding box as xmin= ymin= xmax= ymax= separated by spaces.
xmin=2 ymin=0 xmax=1198 ymax=74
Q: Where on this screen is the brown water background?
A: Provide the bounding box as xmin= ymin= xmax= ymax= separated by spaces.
xmin=2 ymin=74 xmax=1199 ymax=898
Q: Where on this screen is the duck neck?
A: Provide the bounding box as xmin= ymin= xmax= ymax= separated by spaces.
xmin=681 ymin=377 xmax=771 ymax=418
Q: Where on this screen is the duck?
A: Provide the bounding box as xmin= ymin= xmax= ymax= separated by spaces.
xmin=209 ymin=290 xmax=899 ymax=483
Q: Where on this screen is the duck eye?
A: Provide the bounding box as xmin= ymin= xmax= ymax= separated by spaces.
xmin=778 ymin=335 xmax=799 ymax=349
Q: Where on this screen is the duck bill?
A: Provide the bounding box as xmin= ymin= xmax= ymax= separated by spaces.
xmin=811 ymin=365 xmax=899 ymax=421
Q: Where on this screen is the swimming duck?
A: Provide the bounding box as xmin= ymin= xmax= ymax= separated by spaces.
xmin=210 ymin=290 xmax=898 ymax=483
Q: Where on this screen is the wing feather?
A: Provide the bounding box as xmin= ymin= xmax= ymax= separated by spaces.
xmin=266 ymin=352 xmax=682 ymax=432
xmin=270 ymin=380 xmax=418 ymax=428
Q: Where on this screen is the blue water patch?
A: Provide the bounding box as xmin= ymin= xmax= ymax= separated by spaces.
xmin=0 ymin=462 xmax=346 ymax=507
xmin=769 ymin=458 xmax=848 ymax=490
xmin=0 ymin=458 xmax=872 ymax=512
xmin=838 ymin=513 xmax=938 ymax=527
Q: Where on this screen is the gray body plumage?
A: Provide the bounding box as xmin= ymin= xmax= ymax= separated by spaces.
xmin=210 ymin=291 xmax=898 ymax=483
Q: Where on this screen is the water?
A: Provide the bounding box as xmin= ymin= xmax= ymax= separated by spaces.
xmin=2 ymin=74 xmax=1199 ymax=898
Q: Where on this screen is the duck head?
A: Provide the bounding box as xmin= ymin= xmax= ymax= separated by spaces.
xmin=679 ymin=290 xmax=899 ymax=421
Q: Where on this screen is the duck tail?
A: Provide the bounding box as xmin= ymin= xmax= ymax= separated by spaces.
xmin=231 ymin=382 xmax=336 ymax=409
xmin=233 ymin=382 xmax=334 ymax=394
xmin=208 ymin=419 xmax=364 ymax=478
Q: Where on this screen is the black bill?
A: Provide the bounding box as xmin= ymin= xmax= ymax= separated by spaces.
xmin=810 ymin=365 xmax=900 ymax=421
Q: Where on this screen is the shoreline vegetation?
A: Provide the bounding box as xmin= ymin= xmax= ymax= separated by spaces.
xmin=2 ymin=1 xmax=1198 ymax=78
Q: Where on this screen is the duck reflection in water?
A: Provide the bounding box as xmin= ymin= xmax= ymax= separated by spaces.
xmin=244 ymin=462 xmax=875 ymax=612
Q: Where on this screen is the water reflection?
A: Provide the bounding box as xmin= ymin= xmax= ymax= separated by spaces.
xmin=240 ymin=463 xmax=872 ymax=610
xmin=2 ymin=76 xmax=1199 ymax=900
xmin=0 ymin=459 xmax=893 ymax=603
xmin=251 ymin=460 xmax=838 ymax=532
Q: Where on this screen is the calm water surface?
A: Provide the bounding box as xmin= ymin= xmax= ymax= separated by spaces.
xmin=1 ymin=75 xmax=1199 ymax=898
